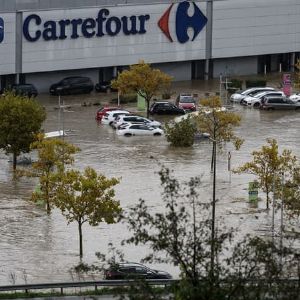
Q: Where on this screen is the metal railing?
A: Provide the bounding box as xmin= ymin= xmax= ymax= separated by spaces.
xmin=0 ymin=279 xmax=177 ymax=295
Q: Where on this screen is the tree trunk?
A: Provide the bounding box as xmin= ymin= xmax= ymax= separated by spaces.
xmin=46 ymin=184 xmax=51 ymax=215
xmin=78 ymin=222 xmax=83 ymax=258
xmin=13 ymin=152 xmax=17 ymax=171
xmin=146 ymin=99 xmax=150 ymax=119
xmin=210 ymin=142 xmax=215 ymax=173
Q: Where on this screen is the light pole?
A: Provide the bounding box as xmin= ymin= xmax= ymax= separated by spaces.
xmin=209 ymin=135 xmax=217 ymax=280
xmin=56 ymin=87 xmax=64 ymax=138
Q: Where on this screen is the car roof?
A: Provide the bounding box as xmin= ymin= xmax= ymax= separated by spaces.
xmin=108 ymin=110 xmax=129 ymax=114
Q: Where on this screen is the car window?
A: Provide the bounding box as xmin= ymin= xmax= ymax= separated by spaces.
xmin=179 ymin=97 xmax=195 ymax=103
xmin=135 ymin=267 xmax=148 ymax=274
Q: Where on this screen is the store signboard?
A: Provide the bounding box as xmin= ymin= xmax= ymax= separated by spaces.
xmin=282 ymin=73 xmax=292 ymax=96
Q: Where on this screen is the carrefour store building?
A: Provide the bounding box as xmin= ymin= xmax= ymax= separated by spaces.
xmin=0 ymin=0 xmax=299 ymax=93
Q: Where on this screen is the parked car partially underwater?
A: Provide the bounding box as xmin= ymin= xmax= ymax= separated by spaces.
xmin=116 ymin=124 xmax=164 ymax=136
xmin=230 ymin=87 xmax=275 ymax=103
xmin=49 ymin=76 xmax=94 ymax=95
xmin=105 ymin=262 xmax=172 ymax=280
xmin=260 ymin=96 xmax=300 ymax=110
xmin=10 ymin=83 xmax=38 ymax=98
xmin=176 ymin=93 xmax=197 ymax=111
xmin=95 ymin=106 xmax=120 ymax=121
xmin=112 ymin=115 xmax=161 ymax=129
xmin=149 ymin=101 xmax=185 ymax=115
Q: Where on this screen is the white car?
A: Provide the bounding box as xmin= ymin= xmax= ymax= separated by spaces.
xmin=116 ymin=124 xmax=164 ymax=136
xmin=112 ymin=115 xmax=161 ymax=129
xmin=101 ymin=110 xmax=130 ymax=125
xmin=289 ymin=93 xmax=300 ymax=102
xmin=230 ymin=87 xmax=275 ymax=103
xmin=241 ymin=91 xmax=285 ymax=108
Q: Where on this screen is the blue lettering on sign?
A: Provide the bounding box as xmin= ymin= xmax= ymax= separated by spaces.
xmin=23 ymin=9 xmax=150 ymax=42
xmin=0 ymin=17 xmax=4 ymax=43
xmin=176 ymin=1 xmax=207 ymax=44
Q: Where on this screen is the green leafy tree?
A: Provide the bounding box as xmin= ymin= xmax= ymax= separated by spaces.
xmin=276 ymin=165 xmax=300 ymax=217
xmin=164 ymin=116 xmax=197 ymax=147
xmin=53 ymin=167 xmax=121 ymax=257
xmin=111 ymin=61 xmax=172 ymax=118
xmin=29 ymin=135 xmax=80 ymax=214
xmin=234 ymin=138 xmax=297 ymax=210
xmin=0 ymin=91 xmax=46 ymax=170
xmin=122 ymin=167 xmax=300 ymax=300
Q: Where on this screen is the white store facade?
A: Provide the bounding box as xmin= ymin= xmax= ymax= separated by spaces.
xmin=0 ymin=0 xmax=299 ymax=93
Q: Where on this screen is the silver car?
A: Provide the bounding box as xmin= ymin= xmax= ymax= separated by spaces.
xmin=230 ymin=87 xmax=275 ymax=103
xmin=261 ymin=96 xmax=300 ymax=110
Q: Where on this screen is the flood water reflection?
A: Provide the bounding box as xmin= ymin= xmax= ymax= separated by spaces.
xmin=0 ymin=92 xmax=300 ymax=284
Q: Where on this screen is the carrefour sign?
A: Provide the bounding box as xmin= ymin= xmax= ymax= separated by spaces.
xmin=23 ymin=9 xmax=150 ymax=42
xmin=22 ymin=1 xmax=207 ymax=44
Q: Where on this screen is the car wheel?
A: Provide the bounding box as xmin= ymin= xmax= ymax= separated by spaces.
xmin=153 ymin=132 xmax=162 ymax=136
xmin=124 ymin=133 xmax=132 ymax=137
xmin=253 ymin=102 xmax=260 ymax=108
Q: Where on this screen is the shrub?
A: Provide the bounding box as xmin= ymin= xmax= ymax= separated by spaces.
xmin=164 ymin=116 xmax=197 ymax=147
xmin=245 ymin=79 xmax=267 ymax=88
xmin=110 ymin=93 xmax=137 ymax=104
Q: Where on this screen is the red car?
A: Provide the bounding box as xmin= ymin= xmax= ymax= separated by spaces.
xmin=95 ymin=106 xmax=120 ymax=121
xmin=176 ymin=93 xmax=197 ymax=112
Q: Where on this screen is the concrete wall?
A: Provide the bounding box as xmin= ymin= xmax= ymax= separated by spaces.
xmin=213 ymin=56 xmax=258 ymax=77
xmin=0 ymin=13 xmax=16 ymax=75
xmin=212 ymin=0 xmax=300 ymax=58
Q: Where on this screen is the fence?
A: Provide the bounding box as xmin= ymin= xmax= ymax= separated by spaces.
xmin=0 ymin=279 xmax=177 ymax=295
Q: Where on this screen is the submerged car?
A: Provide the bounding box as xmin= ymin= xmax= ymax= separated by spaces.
xmin=230 ymin=87 xmax=275 ymax=103
xmin=176 ymin=93 xmax=197 ymax=111
xmin=112 ymin=115 xmax=161 ymax=129
xmin=241 ymin=91 xmax=285 ymax=107
xmin=101 ymin=110 xmax=130 ymax=125
xmin=116 ymin=124 xmax=164 ymax=136
xmin=10 ymin=83 xmax=38 ymax=98
xmin=49 ymin=76 xmax=94 ymax=95
xmin=149 ymin=101 xmax=185 ymax=115
xmin=260 ymin=96 xmax=300 ymax=110
xmin=104 ymin=262 xmax=172 ymax=280
xmin=95 ymin=106 xmax=120 ymax=121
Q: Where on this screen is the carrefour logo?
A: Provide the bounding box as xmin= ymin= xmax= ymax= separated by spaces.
xmin=0 ymin=17 xmax=4 ymax=43
xmin=158 ymin=1 xmax=207 ymax=43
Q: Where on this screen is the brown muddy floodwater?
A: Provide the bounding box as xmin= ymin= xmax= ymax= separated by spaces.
xmin=0 ymin=90 xmax=300 ymax=285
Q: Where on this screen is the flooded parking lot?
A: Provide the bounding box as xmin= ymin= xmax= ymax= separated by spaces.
xmin=0 ymin=84 xmax=300 ymax=285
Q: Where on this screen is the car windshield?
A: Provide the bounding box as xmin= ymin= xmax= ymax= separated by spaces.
xmin=180 ymin=97 xmax=195 ymax=103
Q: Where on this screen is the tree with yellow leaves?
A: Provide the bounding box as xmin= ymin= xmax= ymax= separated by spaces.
xmin=111 ymin=61 xmax=172 ymax=118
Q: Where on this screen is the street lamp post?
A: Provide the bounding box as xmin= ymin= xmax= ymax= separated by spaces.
xmin=210 ymin=135 xmax=217 ymax=280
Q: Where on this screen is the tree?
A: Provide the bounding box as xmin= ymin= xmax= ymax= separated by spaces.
xmin=111 ymin=61 xmax=172 ymax=118
xmin=53 ymin=167 xmax=121 ymax=257
xmin=29 ymin=135 xmax=80 ymax=214
xmin=0 ymin=91 xmax=46 ymax=170
xmin=195 ymin=96 xmax=243 ymax=278
xmin=164 ymin=116 xmax=197 ymax=147
xmin=234 ymin=138 xmax=297 ymax=210
xmin=122 ymin=167 xmax=300 ymax=300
